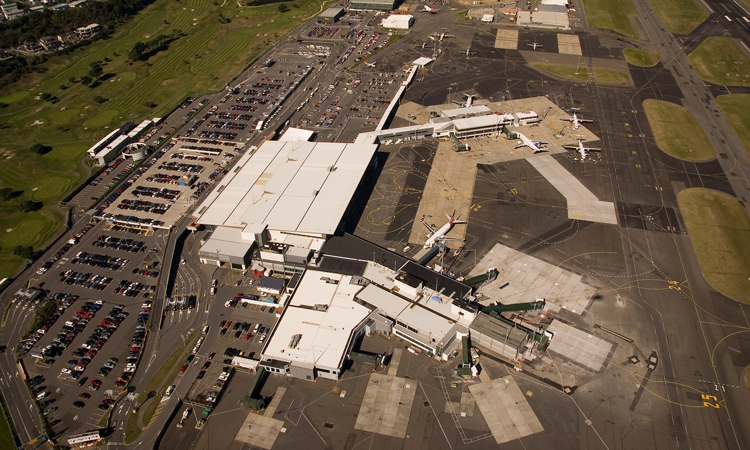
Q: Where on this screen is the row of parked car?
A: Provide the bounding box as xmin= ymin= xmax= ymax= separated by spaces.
xmin=64 ymin=302 xmax=123 ymax=379
xmin=19 ymin=294 xmax=79 ymax=357
xmin=72 ymin=252 xmax=129 ymax=271
xmin=114 ymin=301 xmax=151 ymax=388
xmin=58 ymin=271 xmax=112 ymax=291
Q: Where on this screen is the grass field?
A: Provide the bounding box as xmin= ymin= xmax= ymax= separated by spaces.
xmin=0 ymin=0 xmax=329 ymax=278
xmin=678 ymin=188 xmax=750 ymax=304
xmin=642 ymin=99 xmax=715 ymax=161
xmin=688 ymin=37 xmax=750 ymax=87
xmin=647 ymin=0 xmax=709 ymax=34
xmin=623 ymin=48 xmax=662 ymax=67
xmin=530 ymin=63 xmax=588 ymax=81
xmin=717 ymin=94 xmax=750 ymax=158
xmin=593 ymin=67 xmax=631 ymax=83
xmin=0 ymin=392 xmax=16 ymax=450
xmin=125 ymin=332 xmax=197 ymax=444
xmin=581 ymin=0 xmax=638 ymax=39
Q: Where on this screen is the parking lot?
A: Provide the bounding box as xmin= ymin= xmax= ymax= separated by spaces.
xmin=21 ymin=296 xmax=153 ymax=440
xmin=99 ymin=135 xmax=244 ymax=229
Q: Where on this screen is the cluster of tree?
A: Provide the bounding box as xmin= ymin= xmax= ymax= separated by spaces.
xmin=0 ymin=0 xmax=156 ymax=48
xmin=19 ymin=200 xmax=42 ymax=212
xmin=13 ymin=245 xmax=34 ymax=260
xmin=30 ymin=143 xmax=52 ymax=155
xmin=0 ymin=185 xmax=42 ymax=213
xmin=128 ymin=30 xmax=183 ymax=61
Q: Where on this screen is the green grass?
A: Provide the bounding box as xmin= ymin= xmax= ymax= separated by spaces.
xmin=678 ymin=188 xmax=750 ymax=304
xmin=623 ymin=48 xmax=662 ymax=67
xmin=125 ymin=332 xmax=197 ymax=444
xmin=581 ymin=0 xmax=638 ymax=39
xmin=0 ymin=391 xmax=18 ymax=450
xmin=530 ymin=63 xmax=588 ymax=81
xmin=593 ymin=67 xmax=631 ymax=83
xmin=647 ymin=0 xmax=709 ymax=34
xmin=717 ymin=94 xmax=750 ymax=158
xmin=0 ymin=0 xmax=329 ymax=278
xmin=688 ymin=37 xmax=750 ymax=87
xmin=97 ymin=408 xmax=112 ymax=428
xmin=643 ymin=99 xmax=715 ymax=161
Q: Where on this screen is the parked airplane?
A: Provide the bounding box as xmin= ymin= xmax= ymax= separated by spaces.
xmin=560 ymin=109 xmax=593 ymax=130
xmin=502 ymin=126 xmax=547 ymax=153
xmin=364 ymin=61 xmax=376 ymax=67
xmin=465 ymin=48 xmax=475 ymax=57
xmin=453 ymin=94 xmax=476 ymax=108
xmin=563 ymin=139 xmax=601 ymax=160
xmin=421 ymin=5 xmax=439 ymax=13
xmin=429 ymin=32 xmax=454 ymax=41
xmin=421 ymin=211 xmax=467 ymax=248
xmin=527 ymin=42 xmax=543 ymax=50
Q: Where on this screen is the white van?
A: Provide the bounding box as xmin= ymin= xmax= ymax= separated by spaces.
xmin=36 ymin=391 xmax=49 ymax=400
xmin=165 ymin=385 xmax=175 ymax=397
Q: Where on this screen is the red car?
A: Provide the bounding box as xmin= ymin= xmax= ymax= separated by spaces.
xmin=179 ymin=363 xmax=189 ymax=373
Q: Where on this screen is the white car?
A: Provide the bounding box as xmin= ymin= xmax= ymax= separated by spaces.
xmin=61 ymin=368 xmax=71 ymax=374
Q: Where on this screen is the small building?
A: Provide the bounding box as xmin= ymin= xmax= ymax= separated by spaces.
xmin=77 ymin=23 xmax=100 ymax=39
xmin=541 ymin=0 xmax=568 ymax=5
xmin=381 ymin=14 xmax=413 ymax=29
xmin=258 ymin=276 xmax=285 ymax=296
xmin=22 ymin=41 xmax=44 ymax=53
xmin=57 ymin=31 xmax=80 ymax=45
xmin=39 ymin=36 xmax=62 ymax=51
xmin=517 ymin=9 xmax=569 ymax=29
xmin=2 ymin=4 xmax=26 ymax=20
xmin=348 ymin=0 xmax=396 ymax=12
xmin=481 ymin=13 xmax=494 ymax=23
xmin=318 ymin=7 xmax=344 ymax=24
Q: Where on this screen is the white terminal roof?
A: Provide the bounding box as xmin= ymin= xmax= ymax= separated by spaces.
xmin=440 ymin=105 xmax=492 ymax=118
xmin=199 ymin=226 xmax=254 ymax=258
xmin=195 ymin=140 xmax=377 ymax=235
xmin=451 ymin=114 xmax=509 ymax=131
xmin=263 ymin=270 xmax=371 ymax=369
xmin=412 ymin=57 xmax=433 ymax=67
xmin=278 ymin=127 xmax=314 ymax=142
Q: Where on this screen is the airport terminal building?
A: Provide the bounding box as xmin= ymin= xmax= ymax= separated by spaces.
xmin=193 ymin=137 xmax=378 ymax=273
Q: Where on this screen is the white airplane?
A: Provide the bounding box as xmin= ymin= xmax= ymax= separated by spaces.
xmin=453 ymin=94 xmax=476 ymax=108
xmin=563 ymin=139 xmax=601 ymax=160
xmin=465 ymin=48 xmax=474 ymax=57
xmin=560 ymin=109 xmax=593 ymax=130
xmin=429 ymin=32 xmax=454 ymax=41
xmin=364 ymin=61 xmax=376 ymax=67
xmin=421 ymin=211 xmax=467 ymax=248
xmin=421 ymin=5 xmax=439 ymax=13
xmin=502 ymin=126 xmax=547 ymax=153
xmin=527 ymin=42 xmax=543 ymax=50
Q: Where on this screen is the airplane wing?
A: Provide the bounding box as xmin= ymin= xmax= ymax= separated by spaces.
xmin=585 ymin=147 xmax=602 ymax=151
xmin=562 ymin=145 xmax=578 ymax=150
xmin=421 ymin=221 xmax=436 ymax=234
xmin=514 ymin=143 xmax=526 ymax=149
xmin=437 ymin=236 xmax=465 ymax=242
xmin=560 ymin=118 xmax=573 ymax=122
xmin=579 ymin=119 xmax=594 ymax=123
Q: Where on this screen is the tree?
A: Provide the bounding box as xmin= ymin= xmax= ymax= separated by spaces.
xmin=143 ymin=101 xmax=156 ymax=108
xmin=0 ymin=187 xmax=12 ymax=201
xmin=94 ymin=95 xmax=106 ymax=103
xmin=80 ymin=75 xmax=92 ymax=86
xmin=89 ymin=61 xmax=103 ymax=80
xmin=29 ymin=143 xmax=52 ymax=154
xmin=13 ymin=245 xmax=33 ymax=259
xmin=19 ymin=200 xmax=42 ymax=212
xmin=278 ymin=3 xmax=289 ymax=12
xmin=40 ymin=92 xmax=51 ymax=101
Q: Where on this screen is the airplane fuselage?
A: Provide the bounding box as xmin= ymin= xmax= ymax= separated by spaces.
xmin=518 ymin=132 xmax=544 ymax=152
xmin=424 ymin=221 xmax=454 ymax=248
